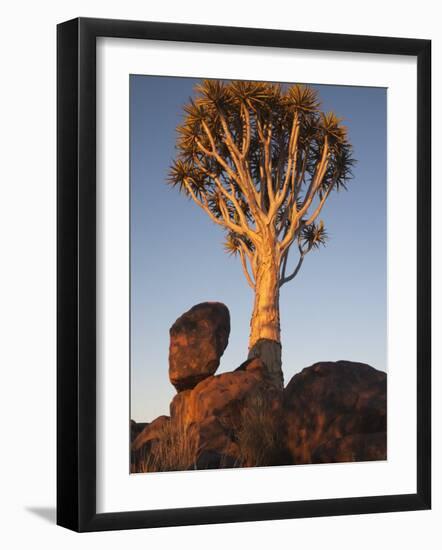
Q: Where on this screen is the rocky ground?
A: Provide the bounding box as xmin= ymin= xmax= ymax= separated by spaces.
xmin=131 ymin=302 xmax=387 ymax=472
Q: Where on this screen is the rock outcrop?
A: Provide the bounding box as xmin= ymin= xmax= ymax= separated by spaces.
xmin=284 ymin=360 xmax=386 ymax=464
xmin=169 ymin=302 xmax=230 ymax=392
xmin=131 ymin=415 xmax=171 ymax=472
xmin=133 ymin=357 xmax=288 ymax=470
xmin=172 ymin=358 xmax=279 ymax=427
xmin=131 ymin=303 xmax=387 ymax=472
xmin=132 ymin=415 xmax=170 ymax=452
xmin=130 ymin=419 xmax=148 ymax=443
xmin=311 ymin=432 xmax=387 ymax=463
xmin=170 ymin=357 xmax=285 ymax=466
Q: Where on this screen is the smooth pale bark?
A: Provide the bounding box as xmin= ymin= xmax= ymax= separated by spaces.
xmin=249 ymin=250 xmax=280 ymax=346
xmin=248 ymin=241 xmax=284 ymax=389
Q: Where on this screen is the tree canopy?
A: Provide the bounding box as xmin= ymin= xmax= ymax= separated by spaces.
xmin=168 ymin=79 xmax=354 ymax=290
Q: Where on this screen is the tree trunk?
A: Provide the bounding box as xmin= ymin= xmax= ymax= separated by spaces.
xmin=248 ymin=247 xmax=283 ymax=389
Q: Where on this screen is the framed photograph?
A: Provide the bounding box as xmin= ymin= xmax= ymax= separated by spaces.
xmin=57 ymin=17 xmax=431 ymax=532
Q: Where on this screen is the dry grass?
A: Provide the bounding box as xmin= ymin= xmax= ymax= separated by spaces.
xmin=133 ymin=388 xmax=286 ymax=472
xmin=135 ymin=416 xmax=198 ymax=473
xmin=236 ymin=389 xmax=283 ymax=467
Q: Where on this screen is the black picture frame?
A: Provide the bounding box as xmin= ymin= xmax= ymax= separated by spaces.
xmin=57 ymin=17 xmax=431 ymax=532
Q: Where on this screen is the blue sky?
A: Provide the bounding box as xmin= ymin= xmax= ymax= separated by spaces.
xmin=130 ymin=75 xmax=387 ymax=423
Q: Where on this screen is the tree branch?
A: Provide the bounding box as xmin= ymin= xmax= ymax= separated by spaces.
xmin=241 ymin=104 xmax=251 ymax=158
xmin=183 ymin=178 xmax=248 ymax=238
xmin=279 ymin=137 xmax=329 ymax=252
xmin=304 ymin=181 xmax=334 ymax=226
xmin=199 ymin=121 xmax=262 ymax=223
xmin=196 ymin=137 xmax=240 ymax=186
xmin=182 ymin=179 xmax=225 ymax=228
xmin=264 ymin=125 xmax=275 ymax=206
xmin=193 ymin=156 xmax=259 ymax=243
xmin=271 ymin=113 xmax=300 ymax=219
xmin=218 ymin=109 xmax=242 ymax=160
xmin=238 ymin=246 xmax=255 ymax=289
xmin=279 ymin=242 xmax=306 ymax=287
xmin=238 ymin=238 xmax=256 ymax=277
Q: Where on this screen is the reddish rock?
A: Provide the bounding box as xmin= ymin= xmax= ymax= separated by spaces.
xmin=132 ymin=355 xmax=387 ymax=472
xmin=181 ymin=360 xmax=282 ymax=428
xmin=167 ymin=358 xmax=285 ymax=468
xmin=194 ymin=450 xmax=237 ymax=469
xmin=312 ymin=432 xmax=387 ymax=463
xmin=188 ymin=414 xmax=240 ymax=459
xmin=169 ymin=302 xmax=230 ymax=392
xmin=235 ymin=356 xmax=269 ymax=376
xmin=130 ymin=419 xmax=148 ymax=443
xmin=131 ymin=415 xmax=172 ymax=472
xmin=284 ymin=361 xmax=386 ymax=464
xmin=131 ymin=415 xmax=170 ymax=452
xmin=170 ymin=389 xmax=192 ymax=420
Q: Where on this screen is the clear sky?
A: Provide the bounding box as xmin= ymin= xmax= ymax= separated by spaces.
xmin=130 ymin=75 xmax=387 ymax=423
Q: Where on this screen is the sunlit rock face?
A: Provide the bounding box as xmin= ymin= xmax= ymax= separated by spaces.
xmin=131 ymin=302 xmax=387 ymax=473
xmin=132 ymin=358 xmax=288 ymax=471
xmin=170 ymin=358 xmax=286 ymax=467
xmin=168 ymin=302 xmax=230 ymax=392
xmin=284 ymin=361 xmax=387 ymax=464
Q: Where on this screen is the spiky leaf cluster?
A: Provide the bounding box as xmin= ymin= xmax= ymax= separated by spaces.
xmin=223 ymin=231 xmax=255 ymax=256
xmin=301 ymin=220 xmax=328 ymax=250
xmin=169 ymin=80 xmax=353 ymax=225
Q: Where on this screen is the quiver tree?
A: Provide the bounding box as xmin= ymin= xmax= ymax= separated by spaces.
xmin=169 ymin=80 xmax=354 ymax=388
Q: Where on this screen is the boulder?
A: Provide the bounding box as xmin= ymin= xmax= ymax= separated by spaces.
xmin=235 ymin=356 xmax=269 ymax=376
xmin=132 ymin=356 xmax=387 ymax=472
xmin=176 ymin=359 xmax=281 ymax=428
xmin=168 ymin=359 xmax=286 ymax=467
xmin=130 ymin=419 xmax=148 ymax=443
xmin=312 ymin=432 xmax=387 ymax=463
xmin=284 ymin=360 xmax=386 ymax=464
xmin=169 ymin=302 xmax=230 ymax=392
xmin=169 ymin=389 xmax=192 ymax=420
xmin=131 ymin=415 xmax=171 ymax=472
xmin=188 ymin=414 xmax=240 ymax=461
xmin=131 ymin=415 xmax=170 ymax=452
xmin=194 ymin=450 xmax=237 ymax=469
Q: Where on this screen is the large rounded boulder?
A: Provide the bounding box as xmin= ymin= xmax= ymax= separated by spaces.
xmin=284 ymin=360 xmax=386 ymax=464
xmin=169 ymin=302 xmax=230 ymax=392
xmin=311 ymin=432 xmax=387 ymax=463
xmin=168 ymin=358 xmax=288 ymax=468
xmin=173 ymin=358 xmax=280 ymax=427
